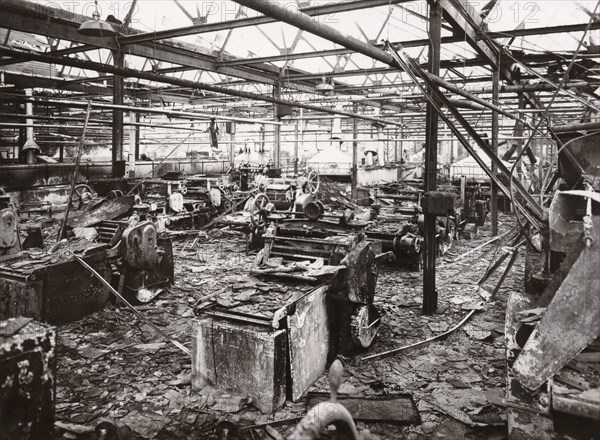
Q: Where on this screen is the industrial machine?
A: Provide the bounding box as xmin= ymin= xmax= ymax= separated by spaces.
xmin=0 ymin=318 xmax=56 ymax=439
xmin=71 ymin=198 xmax=175 ymax=304
xmin=0 ymin=195 xmax=175 ymax=324
xmin=121 ymin=178 xmax=220 ymax=230
xmin=107 ymin=219 xmax=174 ymax=303
xmin=0 ymin=191 xmax=21 ymax=260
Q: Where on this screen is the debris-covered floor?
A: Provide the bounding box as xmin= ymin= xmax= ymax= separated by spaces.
xmin=55 ymin=213 xmax=523 ymax=439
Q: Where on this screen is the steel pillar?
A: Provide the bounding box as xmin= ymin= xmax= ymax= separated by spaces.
xmin=294 ymin=121 xmax=299 ymax=174
xmin=351 ymin=102 xmax=359 ymax=201
xmin=134 ymin=113 xmax=140 ymax=160
xmin=112 ymin=50 xmax=124 ymax=178
xmin=491 ymin=69 xmax=499 ymax=236
xmin=423 ymin=2 xmax=442 ymax=315
xmin=128 ymin=111 xmax=136 ymax=177
xmin=273 ymin=83 xmax=281 ymax=168
xmin=230 ymin=133 xmax=235 ymax=169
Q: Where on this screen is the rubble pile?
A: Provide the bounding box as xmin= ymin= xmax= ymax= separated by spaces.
xmin=48 ymin=213 xmax=550 ymax=440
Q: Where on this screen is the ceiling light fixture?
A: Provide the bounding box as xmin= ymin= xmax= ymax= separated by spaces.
xmin=316 ymin=76 xmax=334 ymax=93
xmin=78 ymin=0 xmax=118 ymax=38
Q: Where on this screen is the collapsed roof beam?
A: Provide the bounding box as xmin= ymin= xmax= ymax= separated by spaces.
xmin=436 ymin=0 xmax=510 ymax=80
xmin=0 ymin=47 xmax=406 ymax=128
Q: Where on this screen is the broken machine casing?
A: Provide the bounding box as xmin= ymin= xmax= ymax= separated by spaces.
xmin=506 ymin=131 xmax=600 ymax=439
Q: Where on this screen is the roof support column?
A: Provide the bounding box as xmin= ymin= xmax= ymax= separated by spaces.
xmin=491 ymin=69 xmax=499 ymax=236
xmin=294 ymin=120 xmax=299 ymax=175
xmin=112 ymin=50 xmax=125 ymax=178
xmin=273 ymin=82 xmax=281 ymax=168
xmin=352 ymin=102 xmax=359 ymax=201
xmin=423 ymin=0 xmax=442 ymax=316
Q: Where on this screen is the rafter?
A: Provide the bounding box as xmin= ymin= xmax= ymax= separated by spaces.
xmin=0 ymin=0 xmax=313 ymax=93
xmin=118 ymin=0 xmax=415 ymax=46
xmin=218 ymin=22 xmax=600 ymax=67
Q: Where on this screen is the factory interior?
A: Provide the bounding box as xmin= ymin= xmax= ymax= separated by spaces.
xmin=0 ymin=0 xmax=599 ymax=439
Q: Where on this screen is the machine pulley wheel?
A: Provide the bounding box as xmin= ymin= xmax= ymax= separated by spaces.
xmin=250 ymin=193 xmax=271 ymax=228
xmin=306 ymin=170 xmax=320 ymax=195
xmin=304 ymin=202 xmax=322 ymax=221
xmin=71 ymin=184 xmax=94 ymax=209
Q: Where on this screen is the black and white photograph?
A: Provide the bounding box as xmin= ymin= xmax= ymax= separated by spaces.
xmin=0 ymin=0 xmax=599 ymax=438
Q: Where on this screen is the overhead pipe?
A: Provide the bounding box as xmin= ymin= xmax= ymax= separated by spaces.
xmin=0 ymin=95 xmax=283 ymax=126
xmin=551 ymin=120 xmax=600 ymax=133
xmin=0 ymin=47 xmax=404 ymax=128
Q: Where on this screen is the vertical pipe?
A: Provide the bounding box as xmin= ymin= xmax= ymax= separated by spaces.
xmin=24 ymin=93 xmax=34 ymax=164
xmin=128 ymin=111 xmax=136 ymax=178
xmin=515 ymin=93 xmax=525 ymax=180
xmin=112 ymin=50 xmax=124 ymax=178
xmin=351 ymin=102 xmax=358 ymax=201
xmin=423 ymin=1 xmax=441 ymax=316
xmin=134 ymin=112 xmax=140 ymax=160
xmin=394 ymin=127 xmax=398 ymax=163
xmin=538 ymin=141 xmax=544 ymax=206
xmin=273 ymin=83 xmax=281 ymax=168
xmin=230 ymin=132 xmax=235 ymax=169
xmin=294 ymin=120 xmax=299 ymax=174
xmin=491 ymin=69 xmax=499 ymax=236
xmin=22 ymin=89 xmax=38 ymax=164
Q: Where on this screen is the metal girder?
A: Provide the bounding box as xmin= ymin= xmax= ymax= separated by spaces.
xmin=286 ymin=51 xmax=600 ymax=81
xmin=388 ymin=45 xmax=544 ymax=224
xmin=219 ymin=38 xmax=445 ymax=66
xmin=435 ymin=0 xmax=511 ymax=80
xmin=290 ymin=66 xmax=393 ymax=80
xmin=219 ymin=21 xmax=600 ymax=67
xmin=0 ymin=42 xmax=96 ymax=68
xmin=0 ymin=0 xmax=303 ymax=90
xmin=231 ymin=0 xmax=397 ymax=66
xmin=0 ymin=47 xmax=406 ymax=128
xmin=118 ymin=0 xmax=415 ymax=46
xmin=1 ymin=71 xmax=115 ymax=96
xmin=51 ymin=44 xmax=96 ymax=56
